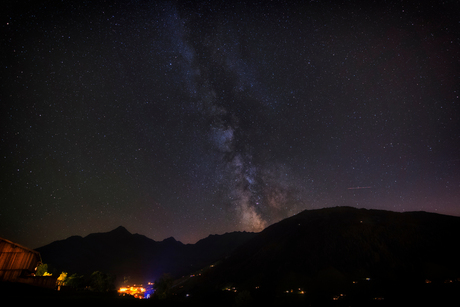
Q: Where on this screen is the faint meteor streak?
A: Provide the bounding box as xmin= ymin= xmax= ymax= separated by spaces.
xmin=347 ymin=186 xmax=372 ymax=190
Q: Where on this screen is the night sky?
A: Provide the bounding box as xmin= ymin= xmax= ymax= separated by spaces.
xmin=2 ymin=0 xmax=459 ymax=249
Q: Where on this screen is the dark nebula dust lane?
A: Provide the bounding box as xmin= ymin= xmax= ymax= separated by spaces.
xmin=2 ymin=0 xmax=459 ymax=248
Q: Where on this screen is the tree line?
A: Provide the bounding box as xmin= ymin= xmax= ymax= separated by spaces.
xmin=36 ymin=263 xmax=115 ymax=292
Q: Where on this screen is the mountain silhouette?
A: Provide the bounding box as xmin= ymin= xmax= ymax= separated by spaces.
xmin=36 ymin=207 xmax=460 ymax=304
xmin=36 ymin=227 xmax=256 ymax=286
xmin=174 ymin=207 xmax=460 ymax=305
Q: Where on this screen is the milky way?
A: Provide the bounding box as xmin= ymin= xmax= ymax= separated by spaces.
xmin=2 ymin=1 xmax=459 ymax=248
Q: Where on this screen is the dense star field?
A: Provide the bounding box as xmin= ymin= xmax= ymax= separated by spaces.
xmin=2 ymin=1 xmax=459 ymax=249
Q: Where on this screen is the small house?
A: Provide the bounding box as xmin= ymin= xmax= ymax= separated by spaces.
xmin=0 ymin=237 xmax=56 ymax=288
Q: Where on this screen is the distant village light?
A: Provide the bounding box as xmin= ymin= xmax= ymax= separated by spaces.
xmin=117 ymin=283 xmax=153 ymax=299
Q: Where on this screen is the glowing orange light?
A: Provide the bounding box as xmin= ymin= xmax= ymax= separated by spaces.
xmin=118 ymin=285 xmax=149 ymax=298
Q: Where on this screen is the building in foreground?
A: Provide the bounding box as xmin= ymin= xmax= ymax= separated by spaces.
xmin=0 ymin=237 xmax=56 ymax=288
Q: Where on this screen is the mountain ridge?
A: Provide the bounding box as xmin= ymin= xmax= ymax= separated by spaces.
xmin=36 ymin=206 xmax=460 ymax=297
xmin=36 ymin=227 xmax=257 ymax=286
xmin=195 ymin=206 xmax=460 ymax=289
xmin=165 ymin=207 xmax=460 ymax=305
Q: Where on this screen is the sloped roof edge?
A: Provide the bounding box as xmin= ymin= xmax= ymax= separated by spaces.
xmin=0 ymin=237 xmax=41 ymax=256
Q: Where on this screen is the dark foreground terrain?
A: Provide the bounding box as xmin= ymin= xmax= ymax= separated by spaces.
xmin=3 ymin=278 xmax=459 ymax=307
xmin=7 ymin=207 xmax=460 ymax=306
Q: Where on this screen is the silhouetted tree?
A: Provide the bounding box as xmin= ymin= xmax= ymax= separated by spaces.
xmin=153 ymin=273 xmax=174 ymax=299
xmin=57 ymin=272 xmax=68 ymax=286
xmin=35 ymin=263 xmax=50 ymax=276
xmin=90 ymin=271 xmax=115 ymax=292
xmin=66 ymin=273 xmax=85 ymax=289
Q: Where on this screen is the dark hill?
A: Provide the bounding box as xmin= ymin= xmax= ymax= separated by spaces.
xmin=36 ymin=227 xmax=256 ymax=286
xmin=179 ymin=207 xmax=460 ymax=305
